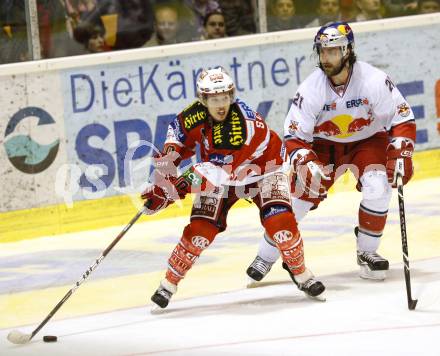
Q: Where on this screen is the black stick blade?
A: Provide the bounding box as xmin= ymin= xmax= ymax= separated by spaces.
xmin=408 ymin=299 xmax=418 ymax=310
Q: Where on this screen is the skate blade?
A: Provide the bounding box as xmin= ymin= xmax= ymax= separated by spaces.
xmin=359 ymin=265 xmax=387 ymax=280
xmin=246 ymin=277 xmax=261 ymax=288
xmin=150 ymin=304 xmax=167 ymax=314
xmin=305 ymin=291 xmax=326 ymax=302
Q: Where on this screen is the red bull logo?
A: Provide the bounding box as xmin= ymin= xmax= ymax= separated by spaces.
xmin=313 ymin=120 xmax=341 ymax=137
xmin=347 ymin=117 xmax=373 ymax=133
xmin=397 ymin=103 xmax=410 ymax=117
xmin=314 ymin=114 xmax=374 ymax=138
xmin=319 ymin=34 xmax=329 ymax=44
xmin=337 ymin=24 xmax=351 ymax=36
xmin=288 ymin=120 xmax=299 ymax=135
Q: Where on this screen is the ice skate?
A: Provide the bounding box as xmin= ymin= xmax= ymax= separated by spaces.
xmin=357 ymin=251 xmax=389 ymax=280
xmin=282 ymin=263 xmax=326 ymax=301
xmin=246 ymin=256 xmax=274 ymax=288
xmin=150 ymin=280 xmax=177 ymax=312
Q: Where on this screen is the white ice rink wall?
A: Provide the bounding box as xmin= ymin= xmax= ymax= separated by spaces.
xmin=1 ymin=14 xmax=440 ymax=239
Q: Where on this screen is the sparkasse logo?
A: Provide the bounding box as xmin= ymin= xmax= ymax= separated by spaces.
xmin=4 ymin=107 xmax=60 ymax=174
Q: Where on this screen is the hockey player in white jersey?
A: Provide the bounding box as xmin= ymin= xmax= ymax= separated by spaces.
xmin=246 ymin=22 xmax=416 ymax=283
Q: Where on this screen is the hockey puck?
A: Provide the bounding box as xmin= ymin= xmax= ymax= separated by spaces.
xmin=43 ymin=335 xmax=57 ymax=342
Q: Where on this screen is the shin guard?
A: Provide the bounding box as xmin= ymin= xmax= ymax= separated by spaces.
xmin=264 ymin=212 xmax=305 ymax=275
xmin=166 ymin=220 xmax=219 ymax=285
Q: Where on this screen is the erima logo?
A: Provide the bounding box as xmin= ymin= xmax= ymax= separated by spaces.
xmin=4 ymin=107 xmax=59 ymax=174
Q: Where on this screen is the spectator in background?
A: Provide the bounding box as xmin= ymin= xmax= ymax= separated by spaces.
xmin=143 ymin=4 xmax=183 ymax=46
xmin=64 ymin=0 xmax=97 ymax=37
xmin=294 ymin=0 xmax=323 ymax=24
xmin=382 ymin=0 xmax=417 ymax=16
xmin=0 ymin=0 xmax=28 ymax=63
xmin=201 ymin=8 xmax=226 ymax=39
xmin=306 ymin=0 xmax=342 ymax=27
xmin=76 ymin=0 xmax=154 ymax=50
xmin=0 ymin=0 xmax=88 ymax=63
xmin=217 ymin=0 xmax=256 ymax=36
xmin=355 ymin=0 xmax=383 ymax=20
xmin=74 ymin=22 xmax=111 ymax=52
xmin=418 ymin=0 xmax=440 ymax=13
xmin=184 ymin=0 xmax=220 ymax=39
xmin=340 ymin=0 xmax=358 ymax=20
xmin=267 ymin=0 xmax=303 ymax=31
xmin=38 ymin=0 xmax=88 ymax=58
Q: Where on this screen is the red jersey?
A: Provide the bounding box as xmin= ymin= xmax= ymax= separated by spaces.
xmin=163 ymin=99 xmax=284 ymax=186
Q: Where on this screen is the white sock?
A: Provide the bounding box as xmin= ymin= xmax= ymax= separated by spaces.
xmin=257 ymin=232 xmax=280 ymax=263
xmin=357 ymin=231 xmax=380 ymax=252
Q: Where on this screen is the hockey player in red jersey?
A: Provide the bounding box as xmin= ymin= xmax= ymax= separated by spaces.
xmin=246 ymin=22 xmax=416 ymax=283
xmin=141 ymin=67 xmax=325 ymax=308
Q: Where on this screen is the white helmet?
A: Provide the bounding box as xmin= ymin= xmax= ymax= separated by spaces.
xmin=196 ymin=67 xmax=235 ymax=106
xmin=314 ymin=22 xmax=354 ymax=57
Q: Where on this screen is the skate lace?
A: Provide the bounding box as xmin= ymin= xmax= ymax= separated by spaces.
xmin=157 ymin=288 xmax=172 ymax=299
xmin=251 ymin=257 xmax=273 ymax=275
xmin=361 ymin=252 xmax=384 ymax=263
xmin=301 ymin=278 xmax=316 ymax=290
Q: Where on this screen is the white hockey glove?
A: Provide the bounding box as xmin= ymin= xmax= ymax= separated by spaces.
xmin=290 ymin=149 xmax=331 ymax=198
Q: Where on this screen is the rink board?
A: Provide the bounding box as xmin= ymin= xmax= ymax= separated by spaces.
xmin=1 ymin=14 xmax=440 ymax=219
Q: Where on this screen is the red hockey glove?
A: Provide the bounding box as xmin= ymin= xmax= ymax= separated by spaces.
xmin=141 ymin=150 xmax=183 ymax=215
xmin=141 ymin=164 xmax=210 ymax=215
xmin=290 ymin=149 xmax=331 ymax=198
xmin=141 ymin=173 xmax=190 ymax=215
xmin=141 ymin=183 xmax=174 ymax=214
xmin=386 ymin=137 xmax=414 ymax=188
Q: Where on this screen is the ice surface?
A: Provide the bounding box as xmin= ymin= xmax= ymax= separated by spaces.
xmin=1 ymin=178 xmax=439 ymax=355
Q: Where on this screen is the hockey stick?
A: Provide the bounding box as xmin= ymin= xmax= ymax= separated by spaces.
xmin=397 ymin=174 xmax=418 ymax=310
xmin=7 ymin=208 xmax=146 ymax=344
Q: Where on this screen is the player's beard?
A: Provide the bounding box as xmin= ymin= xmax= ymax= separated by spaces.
xmin=322 ymin=59 xmax=345 ymax=77
xmin=320 ymin=53 xmax=350 ymax=77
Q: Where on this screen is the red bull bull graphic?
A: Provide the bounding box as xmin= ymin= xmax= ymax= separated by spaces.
xmin=313 ymin=120 xmax=342 ymax=137
xmin=347 ymin=117 xmax=373 ymax=133
xmin=314 ymin=114 xmax=374 ymax=138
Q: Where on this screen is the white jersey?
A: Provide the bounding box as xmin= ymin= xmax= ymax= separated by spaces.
xmin=284 ymin=61 xmax=414 ymax=144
